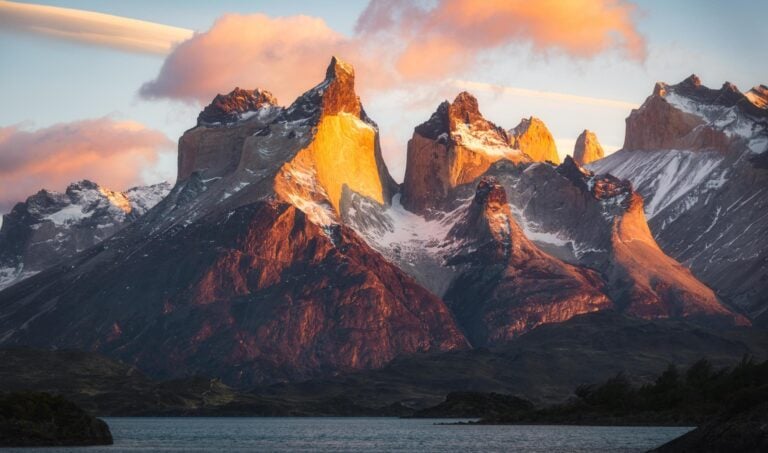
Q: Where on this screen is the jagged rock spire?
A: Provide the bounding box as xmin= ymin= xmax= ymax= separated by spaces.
xmin=197 ymin=88 xmax=278 ymax=126
xmin=402 ymin=92 xmax=521 ymax=215
xmin=573 ymin=129 xmax=605 ymax=166
xmin=510 ymin=116 xmax=560 ymax=164
xmin=320 ymin=56 xmax=361 ymax=117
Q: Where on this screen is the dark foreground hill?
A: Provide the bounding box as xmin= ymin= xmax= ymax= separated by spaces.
xmin=3 ymin=312 xmax=765 ymax=417
xmin=652 ymin=391 xmax=768 ymax=452
xmin=0 ymin=392 xmax=112 ymax=447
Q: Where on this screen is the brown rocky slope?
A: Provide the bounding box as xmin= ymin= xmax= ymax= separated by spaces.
xmin=0 ymin=57 xmax=467 ymax=385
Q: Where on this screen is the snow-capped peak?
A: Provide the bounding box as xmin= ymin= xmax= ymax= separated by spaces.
xmin=197 ymin=88 xmax=278 ymax=127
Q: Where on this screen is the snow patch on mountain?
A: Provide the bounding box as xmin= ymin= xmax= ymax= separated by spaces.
xmin=378 ymin=194 xmax=462 ymax=250
xmin=44 ymin=203 xmax=96 ymax=226
xmin=453 ymin=122 xmax=521 ymax=159
xmin=588 ymin=149 xmax=724 ymax=219
xmin=0 ymin=181 xmax=171 ymax=291
xmin=665 ymin=91 xmax=768 ymax=154
xmin=348 ymin=193 xmax=471 ymax=295
xmin=126 ymin=182 xmax=172 ymax=214
xmin=509 ymin=203 xmax=570 ymax=247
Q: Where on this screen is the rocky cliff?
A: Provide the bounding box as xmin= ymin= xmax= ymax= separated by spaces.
xmin=589 ymin=75 xmax=768 ymax=319
xmin=573 ymin=129 xmax=604 ymax=166
xmin=480 ymin=157 xmax=745 ymax=326
xmin=197 ymin=88 xmax=278 ymax=126
xmin=0 ymin=61 xmax=756 ymax=390
xmin=510 ymin=117 xmax=560 ymax=164
xmin=400 ymin=92 xmax=525 ymax=215
xmin=0 ymin=181 xmax=169 ymax=290
xmin=0 ymin=57 xmax=466 ymax=386
xmin=443 ymin=177 xmax=611 ymax=345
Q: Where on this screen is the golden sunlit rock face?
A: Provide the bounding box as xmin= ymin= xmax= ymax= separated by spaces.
xmin=746 ymin=84 xmax=768 ymax=109
xmin=300 ymin=113 xmax=381 ymax=214
xmin=402 ymin=92 xmax=526 ymax=214
xmin=511 ymin=117 xmax=560 ymax=164
xmin=98 ymin=187 xmax=132 ymax=214
xmin=573 ymin=129 xmax=605 ymax=166
xmin=274 ymin=57 xmax=393 ymax=222
xmin=609 ymin=193 xmax=747 ymax=324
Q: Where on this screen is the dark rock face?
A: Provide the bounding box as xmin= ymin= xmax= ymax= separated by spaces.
xmin=0 ymin=181 xmax=169 ymax=290
xmin=0 ymin=201 xmax=467 ymax=386
xmin=411 ymin=391 xmax=533 ymax=418
xmin=589 ymin=76 xmax=768 ymax=320
xmin=482 ymin=158 xmax=745 ymax=326
xmin=443 ymin=177 xmax=613 ymax=345
xmin=0 ymin=392 xmax=112 ymax=447
xmin=197 ymin=88 xmax=278 ymax=126
xmin=652 ymin=397 xmax=768 ymax=452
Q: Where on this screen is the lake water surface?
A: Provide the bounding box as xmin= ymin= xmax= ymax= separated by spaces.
xmin=11 ymin=417 xmax=692 ymax=452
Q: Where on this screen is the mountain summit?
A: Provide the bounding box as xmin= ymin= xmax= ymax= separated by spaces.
xmin=573 ymin=130 xmax=604 ymax=166
xmin=401 ymin=92 xmax=524 ymax=215
xmin=0 ymin=181 xmax=169 ymax=290
xmin=0 ymin=57 xmax=466 ymax=385
xmin=197 ymin=88 xmax=278 ymax=126
xmin=590 ymin=75 xmax=768 ymax=320
xmin=0 ymin=61 xmax=753 ymax=389
xmin=510 ymin=117 xmax=560 ymax=164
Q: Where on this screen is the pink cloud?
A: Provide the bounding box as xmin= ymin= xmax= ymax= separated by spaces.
xmin=358 ymin=0 xmax=646 ymax=80
xmin=139 ymin=14 xmax=378 ymax=104
xmin=139 ymin=2 xmax=645 ymax=104
xmin=0 ymin=118 xmax=173 ymax=212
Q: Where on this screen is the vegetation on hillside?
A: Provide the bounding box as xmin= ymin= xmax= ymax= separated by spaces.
xmin=478 ymin=356 xmax=768 ymax=425
xmin=0 ymin=392 xmax=113 ymax=447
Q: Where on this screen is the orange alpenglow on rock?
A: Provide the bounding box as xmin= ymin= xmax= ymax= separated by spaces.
xmin=746 ymin=84 xmax=768 ymax=109
xmin=98 ymin=186 xmax=133 ymax=214
xmin=274 ymin=56 xmax=397 ymax=220
xmin=510 ymin=117 xmax=560 ymax=164
xmin=401 ymin=91 xmax=525 ymax=214
xmin=608 ymin=191 xmax=748 ymax=325
xmin=197 ymin=88 xmax=278 ymax=126
xmin=573 ymin=129 xmax=605 ymax=165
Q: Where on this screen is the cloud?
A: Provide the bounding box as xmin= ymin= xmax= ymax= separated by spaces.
xmin=357 ymin=0 xmax=646 ymax=80
xmin=0 ymin=0 xmax=193 ymax=54
xmin=139 ymin=14 xmax=376 ymax=104
xmin=452 ymin=79 xmax=640 ymax=110
xmin=139 ymin=0 xmax=645 ymax=105
xmin=0 ymin=118 xmax=174 ymax=213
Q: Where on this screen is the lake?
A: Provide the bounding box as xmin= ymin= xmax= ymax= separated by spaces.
xmin=10 ymin=417 xmax=692 ymax=452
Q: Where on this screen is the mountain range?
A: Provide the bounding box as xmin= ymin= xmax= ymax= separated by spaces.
xmin=0 ymin=181 xmax=169 ymax=290
xmin=0 ymin=58 xmax=765 ymax=387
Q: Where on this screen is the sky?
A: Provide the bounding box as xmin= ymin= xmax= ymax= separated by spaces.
xmin=0 ymin=0 xmax=766 ymax=214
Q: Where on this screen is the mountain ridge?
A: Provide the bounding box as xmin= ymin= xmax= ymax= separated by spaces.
xmin=0 ymin=60 xmax=759 ymax=389
xmin=589 ymin=74 xmax=768 ymax=319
